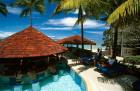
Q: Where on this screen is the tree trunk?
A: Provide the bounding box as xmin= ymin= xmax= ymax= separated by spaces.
xmin=81 ymin=19 xmax=84 ymax=50
xmin=121 ymin=31 xmax=124 ymax=57
xmin=30 ymin=9 xmax=32 ymax=26
xmin=112 ymin=25 xmax=118 ymax=59
xmin=79 ymin=6 xmax=84 ymax=50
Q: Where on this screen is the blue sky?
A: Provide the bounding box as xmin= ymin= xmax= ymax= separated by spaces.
xmin=0 ymin=0 xmax=109 ymax=47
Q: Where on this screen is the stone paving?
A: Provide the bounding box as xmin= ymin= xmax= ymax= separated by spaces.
xmin=68 ymin=59 xmax=138 ymax=91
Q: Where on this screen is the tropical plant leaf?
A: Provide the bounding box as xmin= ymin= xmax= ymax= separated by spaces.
xmin=0 ymin=1 xmax=7 ymax=16
xmin=107 ymin=0 xmax=140 ymax=24
xmin=12 ymin=0 xmax=45 ymax=25
xmin=20 ymin=8 xmax=30 ymax=17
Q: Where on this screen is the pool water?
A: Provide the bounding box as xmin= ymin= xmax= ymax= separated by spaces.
xmin=41 ymin=72 xmax=81 ymax=91
xmin=0 ymin=70 xmax=86 ymax=91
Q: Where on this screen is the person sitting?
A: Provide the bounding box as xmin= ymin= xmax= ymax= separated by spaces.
xmin=95 ymin=58 xmax=113 ymax=76
xmin=48 ymin=64 xmax=56 ymax=74
xmin=27 ymin=67 xmax=37 ymax=82
xmin=108 ymin=57 xmax=116 ymax=66
xmin=16 ymin=70 xmax=23 ymax=84
xmin=94 ymin=48 xmax=102 ymax=66
xmin=98 ymin=57 xmax=125 ymax=76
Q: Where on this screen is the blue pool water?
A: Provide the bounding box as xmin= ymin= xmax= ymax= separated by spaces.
xmin=0 ymin=70 xmax=86 ymax=91
xmin=41 ymin=73 xmax=81 ymax=91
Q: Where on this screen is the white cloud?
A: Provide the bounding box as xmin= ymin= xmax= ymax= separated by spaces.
xmin=7 ymin=6 xmax=21 ymax=15
xmin=0 ymin=31 xmax=15 ymax=38
xmin=48 ymin=35 xmax=56 ymax=38
xmin=7 ymin=6 xmax=39 ymax=15
xmin=72 ymin=9 xmax=86 ymax=15
xmin=85 ymin=31 xmax=103 ymax=35
xmin=54 ymin=36 xmax=68 ymax=40
xmin=73 ymin=9 xmax=79 ymax=14
xmin=84 ymin=19 xmax=105 ymax=28
xmin=44 ymin=17 xmax=77 ymax=27
xmin=40 ymin=27 xmax=72 ymax=30
xmin=44 ymin=17 xmax=107 ymax=29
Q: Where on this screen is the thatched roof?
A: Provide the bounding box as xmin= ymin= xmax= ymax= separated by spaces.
xmin=57 ymin=35 xmax=96 ymax=45
xmin=0 ymin=26 xmax=67 ymax=58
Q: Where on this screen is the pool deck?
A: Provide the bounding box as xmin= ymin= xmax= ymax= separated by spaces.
xmin=68 ymin=59 xmax=138 ymax=91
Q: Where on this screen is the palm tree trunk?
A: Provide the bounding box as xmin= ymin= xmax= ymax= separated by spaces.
xmin=121 ymin=31 xmax=124 ymax=56
xmin=112 ymin=25 xmax=118 ymax=59
xmin=30 ymin=9 xmax=32 ymax=26
xmin=79 ymin=6 xmax=84 ymax=50
xmin=81 ymin=19 xmax=84 ymax=50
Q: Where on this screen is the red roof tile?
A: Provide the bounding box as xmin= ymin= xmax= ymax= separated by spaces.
xmin=0 ymin=26 xmax=67 ymax=58
xmin=57 ymin=35 xmax=96 ymax=45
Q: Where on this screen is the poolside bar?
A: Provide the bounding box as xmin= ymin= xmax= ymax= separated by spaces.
xmin=57 ymin=35 xmax=96 ymax=51
xmin=0 ymin=26 xmax=68 ymax=76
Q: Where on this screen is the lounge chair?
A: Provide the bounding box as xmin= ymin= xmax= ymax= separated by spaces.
xmin=95 ymin=62 xmax=127 ymax=76
xmin=132 ymin=80 xmax=140 ymax=91
xmin=95 ymin=63 xmax=112 ymax=76
xmin=79 ymin=55 xmax=94 ymax=65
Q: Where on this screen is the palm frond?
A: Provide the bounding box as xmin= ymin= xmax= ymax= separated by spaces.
xmin=75 ymin=15 xmax=86 ymax=26
xmin=107 ymin=0 xmax=140 ymax=24
xmin=48 ymin=0 xmax=61 ymax=3
xmin=20 ymin=8 xmax=30 ymax=17
xmin=12 ymin=0 xmax=45 ymax=16
xmin=54 ymin=0 xmax=108 ymax=17
xmin=0 ymin=1 xmax=7 ymax=16
xmin=35 ymin=0 xmax=45 ymax=13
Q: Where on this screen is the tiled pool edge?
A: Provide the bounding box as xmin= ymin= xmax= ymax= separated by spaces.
xmin=70 ymin=68 xmax=87 ymax=91
xmin=70 ymin=67 xmax=90 ymax=91
xmin=68 ymin=59 xmax=93 ymax=91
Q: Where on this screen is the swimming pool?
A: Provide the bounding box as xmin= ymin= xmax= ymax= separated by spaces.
xmin=0 ymin=69 xmax=86 ymax=91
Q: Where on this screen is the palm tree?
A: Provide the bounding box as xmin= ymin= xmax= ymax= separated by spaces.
xmin=107 ymin=0 xmax=140 ymax=24
xmin=12 ymin=0 xmax=45 ymax=26
xmin=102 ymin=29 xmax=113 ymax=55
xmin=0 ymin=1 xmax=7 ymax=16
xmin=106 ymin=0 xmax=140 ymax=59
xmin=50 ymin=0 xmax=108 ymax=50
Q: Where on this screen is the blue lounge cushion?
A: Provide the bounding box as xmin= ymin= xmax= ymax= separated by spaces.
xmin=132 ymin=80 xmax=140 ymax=91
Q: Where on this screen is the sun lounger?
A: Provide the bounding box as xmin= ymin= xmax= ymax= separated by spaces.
xmin=95 ymin=62 xmax=127 ymax=76
xmin=79 ymin=55 xmax=94 ymax=65
xmin=132 ymin=80 xmax=140 ymax=91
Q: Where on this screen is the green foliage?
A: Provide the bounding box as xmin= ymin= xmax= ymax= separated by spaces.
xmin=102 ymin=29 xmax=113 ymax=49
xmin=50 ymin=0 xmax=108 ymax=50
xmin=0 ymin=1 xmax=7 ymax=16
xmin=12 ymin=0 xmax=45 ymax=16
xmin=12 ymin=0 xmax=45 ymax=25
xmin=51 ymin=0 xmax=108 ymax=24
xmin=107 ymin=0 xmax=140 ymax=24
xmin=63 ymin=47 xmax=95 ymax=59
xmin=124 ymin=55 xmax=140 ymax=64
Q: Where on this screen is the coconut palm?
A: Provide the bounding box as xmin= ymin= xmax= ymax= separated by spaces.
xmin=107 ymin=0 xmax=140 ymax=24
xmin=50 ymin=0 xmax=108 ymax=50
xmin=106 ymin=0 xmax=140 ymax=59
xmin=12 ymin=0 xmax=45 ymax=26
xmin=0 ymin=1 xmax=7 ymax=16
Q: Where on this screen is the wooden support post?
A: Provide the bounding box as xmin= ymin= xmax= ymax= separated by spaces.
xmin=90 ymin=45 xmax=92 ymax=51
xmin=76 ymin=44 xmax=78 ymax=48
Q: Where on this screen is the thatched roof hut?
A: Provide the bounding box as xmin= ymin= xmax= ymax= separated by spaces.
xmin=0 ymin=26 xmax=67 ymax=58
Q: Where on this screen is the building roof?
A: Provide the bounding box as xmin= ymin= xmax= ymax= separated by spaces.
xmin=57 ymin=35 xmax=96 ymax=45
xmin=0 ymin=26 xmax=67 ymax=58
